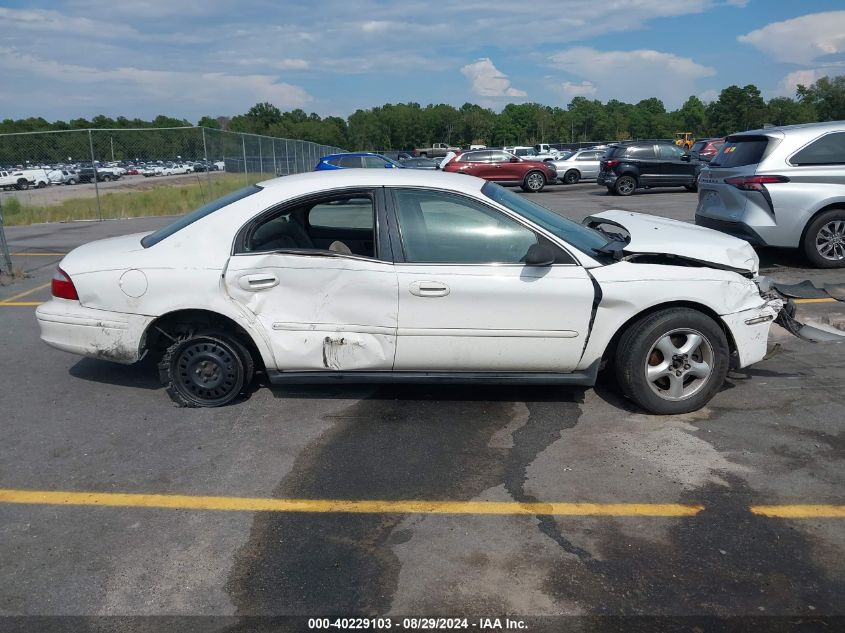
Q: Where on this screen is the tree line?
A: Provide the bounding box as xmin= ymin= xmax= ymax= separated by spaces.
xmin=1 ymin=76 xmax=843 ymax=157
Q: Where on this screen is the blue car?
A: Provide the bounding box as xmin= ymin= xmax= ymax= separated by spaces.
xmin=315 ymin=152 xmax=404 ymax=170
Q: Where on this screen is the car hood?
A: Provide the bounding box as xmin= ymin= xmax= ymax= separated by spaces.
xmin=60 ymin=232 xmax=151 ymax=275
xmin=584 ymin=210 xmax=759 ymax=274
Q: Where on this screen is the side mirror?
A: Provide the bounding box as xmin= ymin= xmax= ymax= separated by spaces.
xmin=510 ymin=156 xmax=520 ymax=163
xmin=681 ymin=153 xmax=691 ymax=162
xmin=524 ymin=243 xmax=556 ymax=267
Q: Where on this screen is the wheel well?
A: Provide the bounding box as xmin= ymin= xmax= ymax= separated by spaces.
xmin=142 ymin=309 xmax=263 ymax=368
xmin=565 ymin=168 xmax=580 ymax=176
xmin=600 ymin=301 xmax=737 ymax=366
xmin=798 ymin=203 xmax=845 ymax=247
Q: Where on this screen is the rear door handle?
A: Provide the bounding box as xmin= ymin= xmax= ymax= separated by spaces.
xmin=239 ymin=273 xmax=279 ymax=291
xmin=409 ymin=280 xmax=450 ymax=297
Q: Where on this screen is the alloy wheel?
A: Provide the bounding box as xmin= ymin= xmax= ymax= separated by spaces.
xmin=815 ymin=220 xmax=845 ymax=261
xmin=645 ymin=328 xmax=714 ymax=401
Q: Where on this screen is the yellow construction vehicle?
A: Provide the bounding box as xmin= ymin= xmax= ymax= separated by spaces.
xmin=674 ymin=132 xmax=695 ymax=150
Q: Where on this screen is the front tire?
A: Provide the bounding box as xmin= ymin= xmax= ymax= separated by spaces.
xmin=802 ymin=208 xmax=845 ymax=268
xmin=563 ymin=170 xmax=580 ymax=185
xmin=159 ymin=332 xmax=248 ymax=407
xmin=521 ymin=170 xmax=546 ymax=193
xmin=614 ymin=175 xmax=636 ymax=196
xmin=16 ymin=179 xmax=29 ymax=190
xmin=614 ymin=308 xmax=729 ymax=414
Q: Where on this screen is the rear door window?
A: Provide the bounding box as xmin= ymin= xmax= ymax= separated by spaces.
xmin=790 ymin=132 xmax=845 ymax=166
xmin=710 ymin=137 xmax=770 ymax=168
xmin=657 ymin=144 xmax=686 ymax=160
xmin=625 ymin=145 xmax=656 ymax=159
xmin=338 ymin=155 xmax=363 ymax=168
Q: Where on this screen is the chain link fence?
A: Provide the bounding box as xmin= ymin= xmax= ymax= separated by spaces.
xmin=0 ymin=127 xmax=344 ymax=235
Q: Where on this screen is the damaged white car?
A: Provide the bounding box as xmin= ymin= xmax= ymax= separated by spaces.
xmin=37 ymin=170 xmax=799 ymax=414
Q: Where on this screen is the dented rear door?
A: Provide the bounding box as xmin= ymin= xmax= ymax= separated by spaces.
xmin=224 ymin=253 xmax=398 ymax=371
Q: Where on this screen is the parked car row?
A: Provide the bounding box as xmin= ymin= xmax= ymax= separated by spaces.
xmin=0 ymin=159 xmax=227 ymax=189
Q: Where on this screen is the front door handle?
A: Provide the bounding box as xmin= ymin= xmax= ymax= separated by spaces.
xmin=409 ymin=280 xmax=450 ymax=297
xmin=239 ymin=273 xmax=279 ymax=291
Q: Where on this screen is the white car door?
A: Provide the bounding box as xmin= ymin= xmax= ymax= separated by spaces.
xmin=389 ymin=188 xmax=595 ymax=371
xmin=224 ymin=190 xmax=399 ymax=371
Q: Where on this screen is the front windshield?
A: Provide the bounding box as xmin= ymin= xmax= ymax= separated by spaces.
xmin=481 ymin=182 xmax=608 ymax=256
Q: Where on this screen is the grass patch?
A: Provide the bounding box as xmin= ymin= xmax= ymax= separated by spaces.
xmin=1 ymin=173 xmax=274 ymax=226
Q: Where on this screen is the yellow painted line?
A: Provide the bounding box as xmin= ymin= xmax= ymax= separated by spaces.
xmin=0 ymin=488 xmax=703 ymax=517
xmin=792 ymin=298 xmax=837 ymax=304
xmin=0 ymin=282 xmax=51 ymax=305
xmin=751 ymin=505 xmax=845 ymax=518
xmin=11 ymin=252 xmax=66 ymax=257
xmin=0 ymin=301 xmax=42 ymax=307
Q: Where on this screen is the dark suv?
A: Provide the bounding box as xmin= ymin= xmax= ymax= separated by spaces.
xmin=597 ymin=141 xmax=698 ymax=196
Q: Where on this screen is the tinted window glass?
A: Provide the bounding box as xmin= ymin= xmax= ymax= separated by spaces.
xmin=394 ymin=188 xmax=538 ymax=264
xmin=309 ymin=197 xmax=374 ymax=229
xmin=460 ymin=151 xmax=490 ymax=162
xmin=691 ymin=141 xmax=707 ymax=154
xmin=625 ymin=145 xmax=656 ymax=159
xmin=482 ymin=182 xmax=606 ymax=258
xmin=657 ymin=144 xmax=686 ymax=159
xmin=489 ymin=151 xmax=512 ymax=163
xmin=141 ymin=185 xmax=261 ymax=248
xmin=244 ymin=195 xmax=375 ymax=256
xmin=326 ymin=157 xmax=341 ymax=166
xmin=710 ymin=137 xmax=770 ymax=168
xmin=791 ymin=132 xmax=845 ymax=165
xmin=338 ymin=155 xmax=363 ymax=168
xmin=363 ymin=156 xmax=388 ymax=168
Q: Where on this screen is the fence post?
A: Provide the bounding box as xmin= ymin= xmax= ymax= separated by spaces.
xmin=0 ymin=200 xmax=13 ymax=275
xmin=242 ymin=135 xmax=248 ymax=185
xmin=272 ymin=138 xmax=277 ymax=176
xmin=88 ymin=129 xmax=103 ymax=221
xmin=201 ymin=127 xmax=212 ymax=200
xmin=293 ymin=141 xmax=298 ymax=175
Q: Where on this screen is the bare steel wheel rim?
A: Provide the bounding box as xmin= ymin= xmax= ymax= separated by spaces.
xmin=175 ymin=340 xmax=239 ymax=404
xmin=527 ymin=172 xmax=544 ymax=190
xmin=645 ymin=328 xmax=714 ymax=402
xmin=618 ymin=177 xmax=635 ymax=194
xmin=816 ymin=220 xmax=845 ymax=261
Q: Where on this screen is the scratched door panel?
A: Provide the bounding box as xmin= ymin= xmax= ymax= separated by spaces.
xmin=225 ymin=253 xmax=398 ymax=370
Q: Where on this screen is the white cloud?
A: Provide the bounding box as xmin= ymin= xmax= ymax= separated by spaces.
xmin=554 ymin=81 xmax=598 ymax=101
xmin=738 ymin=11 xmax=845 ymax=64
xmin=461 ymin=58 xmax=527 ymax=98
xmin=549 ymin=47 xmax=715 ymax=107
xmin=0 ymin=47 xmax=312 ymax=110
xmin=776 ymin=69 xmax=827 ymax=97
xmin=699 ymin=89 xmax=719 ymax=103
xmin=0 ymin=7 xmax=138 ymax=38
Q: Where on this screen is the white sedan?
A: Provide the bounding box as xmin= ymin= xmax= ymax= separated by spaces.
xmin=37 ymin=170 xmax=791 ymax=413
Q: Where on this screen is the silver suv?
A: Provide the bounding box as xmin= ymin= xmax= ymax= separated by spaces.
xmin=696 ymin=121 xmax=845 ymax=268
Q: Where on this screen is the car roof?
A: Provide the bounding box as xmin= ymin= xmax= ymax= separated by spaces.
xmin=319 ymin=152 xmax=386 ymax=160
xmin=732 ymin=121 xmax=844 ymax=137
xmin=258 ymin=167 xmax=486 ymax=194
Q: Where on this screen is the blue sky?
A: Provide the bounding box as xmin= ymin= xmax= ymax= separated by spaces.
xmin=0 ymin=0 xmax=843 ymax=121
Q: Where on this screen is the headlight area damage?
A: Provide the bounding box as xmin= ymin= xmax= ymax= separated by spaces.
xmin=583 ymin=210 xmax=845 ymax=346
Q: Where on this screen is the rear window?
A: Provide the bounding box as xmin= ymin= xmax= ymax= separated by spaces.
xmin=791 ymin=132 xmax=845 ymax=166
xmin=141 ymin=185 xmax=261 ymax=248
xmin=710 ymin=137 xmax=769 ymax=168
xmin=691 ymin=141 xmax=707 ymax=153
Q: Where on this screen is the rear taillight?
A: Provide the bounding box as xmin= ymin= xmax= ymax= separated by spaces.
xmin=724 ymin=175 xmax=789 ymax=191
xmin=51 ymin=267 xmax=78 ymax=300
xmin=605 ymin=160 xmax=619 ymax=167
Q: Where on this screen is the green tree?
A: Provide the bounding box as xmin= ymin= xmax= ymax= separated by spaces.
xmin=797 ymin=75 xmax=845 ymax=121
